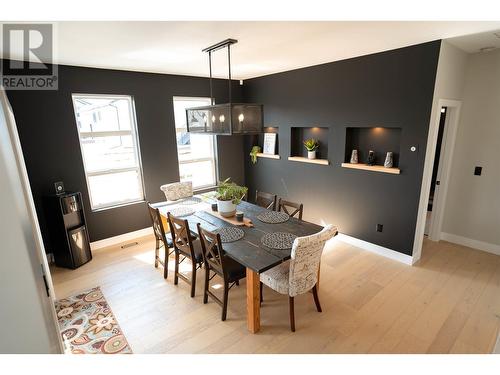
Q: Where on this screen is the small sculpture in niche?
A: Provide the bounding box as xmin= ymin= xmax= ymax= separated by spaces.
xmin=366 ymin=150 xmax=375 ymax=166
xmin=384 ymin=152 xmax=394 ymax=168
xmin=350 ymin=149 xmax=358 ymax=164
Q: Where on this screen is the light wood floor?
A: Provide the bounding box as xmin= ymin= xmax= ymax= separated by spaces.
xmin=51 ymin=236 xmax=500 ymax=353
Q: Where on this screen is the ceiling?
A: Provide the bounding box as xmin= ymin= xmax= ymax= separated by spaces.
xmin=447 ymin=29 xmax=500 ymax=53
xmin=2 ymin=21 xmax=500 ymax=80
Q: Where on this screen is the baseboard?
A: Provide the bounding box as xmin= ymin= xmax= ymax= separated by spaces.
xmin=336 ymin=233 xmax=413 ymax=265
xmin=441 ymin=232 xmax=500 ymax=256
xmin=90 ymin=227 xmax=153 ymax=251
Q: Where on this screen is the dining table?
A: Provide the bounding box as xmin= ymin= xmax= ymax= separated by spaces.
xmin=153 ymin=193 xmax=323 ymax=333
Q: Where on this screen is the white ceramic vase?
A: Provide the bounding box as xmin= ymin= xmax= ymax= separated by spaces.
xmin=217 ymin=199 xmax=236 ymax=217
xmin=350 ymin=149 xmax=358 ymax=164
xmin=384 ymin=152 xmax=394 ymax=168
xmin=307 ymin=150 xmax=316 ymax=160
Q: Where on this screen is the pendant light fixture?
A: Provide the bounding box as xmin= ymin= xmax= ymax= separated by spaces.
xmin=186 ymin=39 xmax=263 ymax=135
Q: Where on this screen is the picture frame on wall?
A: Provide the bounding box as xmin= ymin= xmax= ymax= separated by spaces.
xmin=263 ymin=133 xmax=277 ymax=155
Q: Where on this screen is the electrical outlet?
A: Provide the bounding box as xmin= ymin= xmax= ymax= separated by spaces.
xmin=376 ymin=224 xmax=383 ymax=232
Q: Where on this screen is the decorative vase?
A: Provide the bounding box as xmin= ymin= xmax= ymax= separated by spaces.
xmin=366 ymin=150 xmax=375 ymax=166
xmin=308 ymin=150 xmax=316 ymax=160
xmin=384 ymin=152 xmax=393 ymax=168
xmin=350 ymin=149 xmax=358 ymax=164
xmin=217 ymin=199 xmax=236 ymax=218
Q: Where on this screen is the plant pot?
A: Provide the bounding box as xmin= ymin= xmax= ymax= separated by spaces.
xmin=307 ymin=150 xmax=317 ymax=160
xmin=217 ymin=199 xmax=236 ymax=218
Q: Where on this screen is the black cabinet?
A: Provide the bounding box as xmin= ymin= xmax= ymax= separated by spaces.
xmin=44 ymin=192 xmax=92 ymax=269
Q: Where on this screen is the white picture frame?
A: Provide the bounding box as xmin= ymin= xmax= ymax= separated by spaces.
xmin=263 ymin=133 xmax=277 ymax=155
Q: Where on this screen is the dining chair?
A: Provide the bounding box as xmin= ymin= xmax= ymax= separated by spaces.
xmin=277 ymin=198 xmax=304 ymax=220
xmin=260 ymin=224 xmax=338 ymax=331
xmin=147 ymin=202 xmax=174 ymax=279
xmin=167 ymin=212 xmax=204 ymax=297
xmin=255 ymin=190 xmax=277 ymax=210
xmin=160 ymin=181 xmax=193 ymax=201
xmin=197 ymin=224 xmax=246 ymax=321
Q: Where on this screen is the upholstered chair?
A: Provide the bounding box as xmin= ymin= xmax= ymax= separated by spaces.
xmin=260 ymin=224 xmax=338 ymax=331
xmin=160 ymin=181 xmax=193 ymax=201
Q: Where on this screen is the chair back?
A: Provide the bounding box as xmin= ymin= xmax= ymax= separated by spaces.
xmin=167 ymin=212 xmax=195 ymax=258
xmin=147 ymin=202 xmax=168 ymax=244
xmin=288 ymin=225 xmax=337 ymax=297
xmin=197 ymin=224 xmax=226 ymax=275
xmin=161 ymin=181 xmax=193 ymax=201
xmin=256 ymin=190 xmax=277 ymax=210
xmin=278 ymin=198 xmax=303 ymax=220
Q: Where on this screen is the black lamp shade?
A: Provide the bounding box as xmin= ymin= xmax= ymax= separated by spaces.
xmin=186 ymin=103 xmax=263 ymax=135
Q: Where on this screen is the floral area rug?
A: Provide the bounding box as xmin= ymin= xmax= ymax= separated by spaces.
xmin=55 ymin=286 xmax=132 ymax=354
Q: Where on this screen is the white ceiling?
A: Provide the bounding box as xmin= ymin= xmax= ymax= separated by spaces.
xmin=3 ymin=21 xmax=500 ymax=80
xmin=447 ymin=29 xmax=500 ymax=53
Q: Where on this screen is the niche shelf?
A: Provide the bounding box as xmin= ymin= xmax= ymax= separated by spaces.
xmin=344 ymin=126 xmax=402 ymax=174
xmin=288 ymin=156 xmax=329 ymax=165
xmin=289 ymin=126 xmax=329 ymax=166
xmin=341 ymin=163 xmax=400 ymax=174
xmin=257 ymin=153 xmax=280 ymax=160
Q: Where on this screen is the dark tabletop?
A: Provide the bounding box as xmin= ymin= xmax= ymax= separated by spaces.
xmin=166 ymin=199 xmax=323 ymax=273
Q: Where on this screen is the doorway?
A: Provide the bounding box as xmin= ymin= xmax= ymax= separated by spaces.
xmin=424 ymin=106 xmax=447 ymax=236
xmin=412 ymin=99 xmax=462 ymax=263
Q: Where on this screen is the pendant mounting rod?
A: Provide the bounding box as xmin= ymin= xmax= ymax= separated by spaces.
xmin=204 ymin=39 xmax=238 ymax=106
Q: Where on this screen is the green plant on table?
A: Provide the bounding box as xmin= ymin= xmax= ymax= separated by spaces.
xmin=250 ymin=145 xmax=261 ymax=164
xmin=215 ymin=178 xmax=248 ymax=205
xmin=303 ymin=138 xmax=319 ymax=151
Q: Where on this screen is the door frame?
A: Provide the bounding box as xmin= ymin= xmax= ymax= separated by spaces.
xmin=1 ymin=87 xmax=64 ymax=353
xmin=428 ymin=101 xmax=462 ymax=241
xmin=412 ymin=99 xmax=462 ymax=263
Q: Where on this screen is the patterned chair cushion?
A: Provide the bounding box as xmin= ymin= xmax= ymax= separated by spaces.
xmin=260 ymin=261 xmax=290 ymax=295
xmin=160 ymin=181 xmax=193 ymax=201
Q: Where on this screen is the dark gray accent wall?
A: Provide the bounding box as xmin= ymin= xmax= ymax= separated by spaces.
xmin=242 ymin=41 xmax=441 ymax=256
xmin=4 ymin=62 xmax=244 ymax=250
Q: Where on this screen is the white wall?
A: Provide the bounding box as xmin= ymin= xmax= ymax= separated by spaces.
xmin=442 ymin=49 xmax=500 ymax=250
xmin=0 ymin=88 xmax=61 ymax=353
xmin=412 ymin=41 xmax=468 ymax=262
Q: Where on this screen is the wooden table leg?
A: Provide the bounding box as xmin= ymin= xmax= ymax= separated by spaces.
xmin=246 ymin=267 xmax=260 ymax=333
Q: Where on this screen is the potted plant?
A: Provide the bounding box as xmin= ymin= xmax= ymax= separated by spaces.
xmin=250 ymin=145 xmax=261 ymax=164
xmin=303 ymin=138 xmax=319 ymax=159
xmin=215 ymin=178 xmax=248 ymax=217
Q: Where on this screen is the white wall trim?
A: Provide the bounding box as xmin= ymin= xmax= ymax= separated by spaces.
xmin=441 ymin=232 xmax=500 ymax=256
xmin=90 ymin=227 xmax=153 ymax=251
xmin=336 ymin=233 xmax=413 ymax=265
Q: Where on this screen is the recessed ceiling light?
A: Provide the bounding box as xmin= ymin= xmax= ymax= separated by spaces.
xmin=479 ymin=46 xmax=497 ymax=53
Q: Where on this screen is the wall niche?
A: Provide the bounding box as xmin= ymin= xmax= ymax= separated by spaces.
xmin=344 ymin=127 xmax=401 ymax=168
xmin=250 ymin=126 xmax=280 ymax=159
xmin=290 ymin=126 xmax=329 ymax=161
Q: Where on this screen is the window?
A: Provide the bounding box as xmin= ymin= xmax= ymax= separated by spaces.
xmin=173 ymin=97 xmax=217 ymax=190
xmin=72 ymin=94 xmax=144 ymax=210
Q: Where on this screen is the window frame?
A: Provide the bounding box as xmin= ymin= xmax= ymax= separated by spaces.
xmin=72 ymin=93 xmax=146 ymax=211
xmin=172 ymin=96 xmax=219 ymax=191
